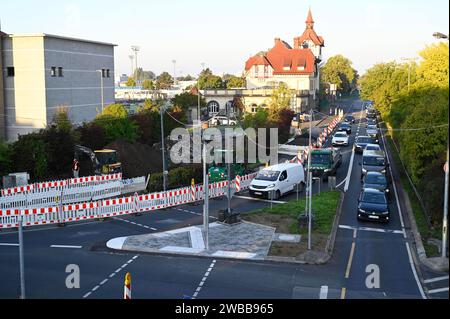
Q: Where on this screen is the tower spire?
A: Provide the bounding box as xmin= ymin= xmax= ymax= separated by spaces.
xmin=306 ymin=7 xmax=314 ymax=29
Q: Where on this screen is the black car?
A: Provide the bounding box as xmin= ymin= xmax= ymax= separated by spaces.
xmin=338 ymin=122 xmax=352 ymax=134
xmin=367 ymin=118 xmax=377 ymax=126
xmin=344 ymin=115 xmax=355 ymax=124
xmin=354 ymin=136 xmax=379 ymax=153
xmin=362 ymin=171 xmax=390 ymax=198
xmin=357 ymin=188 xmax=390 ymax=223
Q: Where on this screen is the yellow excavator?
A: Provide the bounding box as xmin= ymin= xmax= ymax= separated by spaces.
xmin=74 ymin=145 xmax=122 ymax=176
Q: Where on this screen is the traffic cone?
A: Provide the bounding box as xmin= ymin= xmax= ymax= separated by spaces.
xmin=124 ymin=272 xmax=131 ymax=299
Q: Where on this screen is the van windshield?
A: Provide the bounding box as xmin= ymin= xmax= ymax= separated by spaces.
xmin=363 ymin=156 xmax=385 ymax=166
xmin=255 ymin=170 xmax=280 ymax=181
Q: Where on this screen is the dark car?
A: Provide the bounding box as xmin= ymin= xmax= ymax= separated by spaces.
xmin=354 ymin=136 xmax=379 ymax=153
xmin=367 ymin=118 xmax=377 ymax=126
xmin=367 ymin=108 xmax=377 ymax=119
xmin=362 ymin=171 xmax=390 ymax=198
xmin=344 ymin=115 xmax=355 ymax=124
xmin=357 ymin=188 xmax=390 ymax=223
xmin=338 ymin=122 xmax=352 ymax=134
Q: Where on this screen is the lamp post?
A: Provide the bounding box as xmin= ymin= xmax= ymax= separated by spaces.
xmin=97 ymin=70 xmax=104 ymax=113
xmin=202 ymin=134 xmax=213 ymax=251
xmin=400 ymin=57 xmax=418 ymax=92
xmin=433 ymin=31 xmax=449 ymax=258
xmin=172 ymin=60 xmax=177 ymax=88
xmin=160 ymin=103 xmax=168 ymax=193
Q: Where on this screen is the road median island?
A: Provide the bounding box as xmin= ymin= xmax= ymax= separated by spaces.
xmin=243 ymin=190 xmax=342 ymax=264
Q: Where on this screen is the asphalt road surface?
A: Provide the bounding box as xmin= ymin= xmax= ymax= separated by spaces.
xmin=0 ymin=97 xmax=447 ymax=299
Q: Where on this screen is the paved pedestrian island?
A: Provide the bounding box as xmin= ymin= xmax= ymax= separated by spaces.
xmin=107 ymin=221 xmax=281 ymax=260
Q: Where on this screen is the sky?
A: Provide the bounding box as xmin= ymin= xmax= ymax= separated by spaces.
xmin=1 ymin=0 xmax=449 ymax=77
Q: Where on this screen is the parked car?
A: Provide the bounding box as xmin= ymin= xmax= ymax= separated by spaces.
xmin=338 ymin=122 xmax=352 ymax=134
xmin=357 ymin=188 xmax=390 ymax=223
xmin=360 ymin=149 xmax=388 ymax=178
xmin=249 ymin=163 xmax=305 ymax=199
xmin=367 ymin=108 xmax=377 ymax=119
xmin=366 ymin=124 xmax=379 ymax=138
xmin=332 ymin=131 xmax=349 ymax=146
xmin=362 ymin=171 xmax=390 ymax=198
xmin=364 ymin=143 xmax=382 ymax=151
xmin=210 ymin=116 xmax=237 ymax=126
xmin=354 ymin=136 xmax=379 ymax=153
xmin=344 ymin=115 xmax=355 ymax=124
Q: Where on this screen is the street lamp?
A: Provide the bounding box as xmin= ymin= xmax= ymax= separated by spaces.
xmin=432 ymin=31 xmax=449 ymax=258
xmin=202 ymin=133 xmax=214 ymax=251
xmin=97 ymin=69 xmax=104 ymax=113
xmin=433 ymin=32 xmax=449 ymax=39
xmin=400 ymin=57 xmax=418 ymax=92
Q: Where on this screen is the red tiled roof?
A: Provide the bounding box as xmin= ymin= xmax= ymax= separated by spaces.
xmin=295 ymin=28 xmax=324 ymax=47
xmin=245 ymin=38 xmax=315 ymax=75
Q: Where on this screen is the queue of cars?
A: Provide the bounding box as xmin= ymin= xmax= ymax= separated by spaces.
xmin=356 ymin=104 xmax=391 ymax=223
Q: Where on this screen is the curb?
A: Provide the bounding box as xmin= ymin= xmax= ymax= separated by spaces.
xmin=384 ymin=132 xmax=448 ymax=273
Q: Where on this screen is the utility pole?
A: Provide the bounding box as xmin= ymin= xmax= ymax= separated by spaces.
xmin=18 ymin=212 xmax=25 ymax=299
xmin=131 ymin=46 xmax=140 ymax=84
xmin=128 ymin=55 xmax=134 ymax=77
xmin=307 ymin=107 xmax=313 ymax=250
xmin=401 ymin=57 xmax=417 ymax=92
xmin=226 ymin=102 xmax=232 ymax=215
xmin=202 ymin=138 xmax=209 ymax=251
xmin=442 ymin=142 xmax=449 ymax=258
xmin=160 ymin=103 xmax=167 ymax=193
xmin=172 ymin=60 xmax=176 ymax=88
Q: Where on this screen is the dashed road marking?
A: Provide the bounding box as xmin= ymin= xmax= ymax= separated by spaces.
xmin=405 ymin=242 xmax=426 ymax=299
xmin=83 ymin=255 xmax=140 ymax=299
xmin=339 ymin=224 xmax=405 ymax=235
xmin=319 ymin=285 xmax=328 ymax=299
xmin=192 ymin=260 xmax=217 ymax=299
xmin=0 ymin=243 xmax=19 ymax=246
xmin=345 ymin=242 xmax=356 ymax=279
xmin=340 ymin=287 xmax=346 ymax=299
xmin=50 ymin=245 xmax=82 ymax=249
xmin=234 ymin=195 xmax=287 ymax=204
xmin=114 ymin=217 xmax=157 ymax=230
xmin=176 ymin=208 xmax=218 ymax=220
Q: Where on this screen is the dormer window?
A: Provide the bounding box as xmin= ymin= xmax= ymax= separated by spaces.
xmin=302 ymin=41 xmax=309 ymax=49
xmin=297 ymin=66 xmax=305 ymax=71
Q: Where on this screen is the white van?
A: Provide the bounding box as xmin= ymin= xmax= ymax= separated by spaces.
xmin=249 ymin=163 xmax=305 ymax=199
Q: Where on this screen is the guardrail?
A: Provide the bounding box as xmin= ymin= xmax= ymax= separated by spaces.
xmin=0 ymin=173 xmax=257 ymax=230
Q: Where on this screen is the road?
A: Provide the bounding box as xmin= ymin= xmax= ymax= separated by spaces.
xmin=0 ymin=97 xmax=447 ymax=299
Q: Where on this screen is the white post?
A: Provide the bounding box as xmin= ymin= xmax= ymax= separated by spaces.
xmin=442 ymin=152 xmax=449 ymax=258
xmin=307 ymin=108 xmax=313 ymax=250
xmin=203 ymin=141 xmax=209 ymax=251
xmin=18 ymin=213 xmax=25 ymax=299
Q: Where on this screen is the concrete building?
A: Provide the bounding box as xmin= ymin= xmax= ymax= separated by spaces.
xmin=0 ymin=32 xmax=116 ymax=141
xmin=203 ymin=8 xmax=324 ymax=116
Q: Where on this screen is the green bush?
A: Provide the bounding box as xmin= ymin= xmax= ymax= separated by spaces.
xmin=11 ymin=133 xmax=48 ymax=181
xmin=147 ymin=165 xmax=203 ymax=192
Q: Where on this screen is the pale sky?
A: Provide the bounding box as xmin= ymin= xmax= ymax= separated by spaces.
xmin=1 ymin=0 xmax=449 ymax=77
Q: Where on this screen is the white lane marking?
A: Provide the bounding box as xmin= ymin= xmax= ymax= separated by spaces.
xmin=405 ymin=242 xmax=426 ymax=299
xmin=339 ymin=224 xmax=405 ymax=235
xmin=423 ymin=275 xmax=449 ymax=284
xmin=0 ymin=220 xmax=98 ymax=235
xmin=176 ymin=208 xmax=218 ymax=220
xmin=50 ymin=245 xmax=82 ymax=249
xmin=427 ymin=287 xmax=449 ymax=294
xmin=0 ymin=243 xmax=19 ymax=246
xmin=380 ymin=125 xmax=405 ymax=236
xmin=336 ymin=178 xmax=347 ymax=188
xmin=344 ymin=150 xmax=355 ymax=192
xmin=234 ymin=195 xmax=287 ymax=204
xmin=191 ymin=260 xmax=217 ymax=300
xmin=319 ymin=285 xmax=328 ymax=299
xmin=83 ymin=254 xmax=139 ymax=299
xmin=114 ymin=217 xmax=158 ymax=231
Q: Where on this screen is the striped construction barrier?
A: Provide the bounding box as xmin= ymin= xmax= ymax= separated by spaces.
xmin=124 ymin=273 xmax=131 ymax=299
xmin=1 ymin=173 xmax=123 ymax=197
xmin=235 ymin=175 xmax=241 ymax=192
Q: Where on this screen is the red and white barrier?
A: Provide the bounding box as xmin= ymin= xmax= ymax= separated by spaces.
xmin=235 ymin=175 xmax=241 ymax=192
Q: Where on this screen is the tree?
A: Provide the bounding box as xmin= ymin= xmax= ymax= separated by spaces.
xmin=172 ymin=92 xmax=206 ymax=111
xmin=416 ymin=42 xmax=449 ymax=87
xmin=97 ymin=104 xmax=128 ymax=118
xmin=138 ymin=99 xmax=161 ymax=113
xmin=142 ymin=79 xmax=155 ymax=90
xmin=52 ymin=107 xmax=73 ymax=132
xmin=11 ymin=133 xmax=48 ymax=181
xmin=126 ymin=77 xmax=136 ymax=87
xmin=197 ymin=68 xmax=225 ymax=89
xmin=133 ymin=68 xmax=156 ymax=82
xmin=225 ymin=76 xmax=246 ymax=88
xmin=0 ymin=140 xmax=12 ymax=178
xmin=178 ymin=74 xmax=194 ymax=81
xmin=267 ymin=82 xmax=293 ymax=122
xmin=78 ymin=123 xmax=107 ymax=151
xmin=156 ymin=72 xmax=174 ymax=90
xmin=321 ymin=55 xmax=358 ymax=93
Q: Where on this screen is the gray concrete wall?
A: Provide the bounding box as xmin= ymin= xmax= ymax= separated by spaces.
xmin=0 ymin=33 xmax=5 ymax=140
xmin=43 ymin=36 xmax=115 ymax=125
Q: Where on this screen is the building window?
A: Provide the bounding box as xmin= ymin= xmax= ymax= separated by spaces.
xmin=50 ymin=67 xmax=57 ymax=77
xmin=58 ymin=67 xmax=63 ymax=77
xmin=101 ymin=69 xmax=106 ymax=78
xmin=7 ymin=67 xmax=15 ymax=77
xmin=253 ymin=65 xmax=258 ymax=77
xmin=207 ymin=101 xmax=220 ymax=114
xmin=251 ymin=104 xmax=258 ymax=113
xmin=264 ymin=65 xmax=268 ymax=78
xmin=106 ymin=69 xmax=110 ymax=78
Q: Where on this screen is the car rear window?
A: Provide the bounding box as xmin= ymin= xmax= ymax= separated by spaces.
xmin=362 ymin=192 xmax=386 ymax=204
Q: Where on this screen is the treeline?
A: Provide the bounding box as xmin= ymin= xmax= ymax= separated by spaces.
xmin=0 ymin=99 xmax=188 ymax=183
xmin=359 ymin=42 xmax=449 ymax=225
